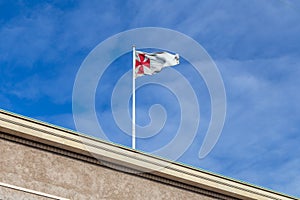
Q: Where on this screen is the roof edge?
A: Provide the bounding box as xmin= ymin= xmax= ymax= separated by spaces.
xmin=0 ymin=109 xmax=298 ymax=200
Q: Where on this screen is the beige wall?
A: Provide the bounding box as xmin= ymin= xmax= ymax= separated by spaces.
xmin=0 ymin=137 xmax=223 ymax=200
xmin=0 ymin=110 xmax=297 ymax=200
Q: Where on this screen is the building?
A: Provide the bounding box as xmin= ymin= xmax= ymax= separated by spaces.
xmin=0 ymin=109 xmax=298 ymax=200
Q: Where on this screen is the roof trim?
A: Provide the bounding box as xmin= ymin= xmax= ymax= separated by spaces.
xmin=0 ymin=109 xmax=298 ymax=200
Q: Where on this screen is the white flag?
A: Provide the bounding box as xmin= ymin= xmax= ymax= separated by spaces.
xmin=135 ymin=51 xmax=179 ymax=78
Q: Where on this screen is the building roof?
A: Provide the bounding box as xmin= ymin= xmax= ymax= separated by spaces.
xmin=0 ymin=109 xmax=298 ymax=200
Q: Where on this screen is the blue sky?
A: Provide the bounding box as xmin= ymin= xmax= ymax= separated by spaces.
xmin=1 ymin=0 xmax=300 ymax=197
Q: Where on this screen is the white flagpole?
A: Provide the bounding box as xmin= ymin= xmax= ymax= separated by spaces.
xmin=132 ymin=45 xmax=136 ymax=149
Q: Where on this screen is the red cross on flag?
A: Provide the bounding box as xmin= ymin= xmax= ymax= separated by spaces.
xmin=135 ymin=51 xmax=179 ymax=78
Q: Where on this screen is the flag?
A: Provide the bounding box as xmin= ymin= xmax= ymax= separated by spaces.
xmin=135 ymin=51 xmax=179 ymax=78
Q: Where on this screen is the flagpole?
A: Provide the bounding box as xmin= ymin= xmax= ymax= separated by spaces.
xmin=132 ymin=45 xmax=136 ymax=149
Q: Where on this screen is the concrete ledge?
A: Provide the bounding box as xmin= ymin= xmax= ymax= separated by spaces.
xmin=0 ymin=182 xmax=69 ymax=200
xmin=0 ymin=109 xmax=298 ymax=200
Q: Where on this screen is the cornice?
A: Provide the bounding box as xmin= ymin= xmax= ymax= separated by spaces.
xmin=0 ymin=109 xmax=298 ymax=200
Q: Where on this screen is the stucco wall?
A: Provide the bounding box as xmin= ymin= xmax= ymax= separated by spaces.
xmin=0 ymin=137 xmax=220 ymax=200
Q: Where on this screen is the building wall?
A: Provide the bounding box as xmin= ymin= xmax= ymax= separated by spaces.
xmin=0 ymin=137 xmax=224 ymax=200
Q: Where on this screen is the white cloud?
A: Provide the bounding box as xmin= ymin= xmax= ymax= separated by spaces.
xmin=196 ymin=55 xmax=300 ymax=196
